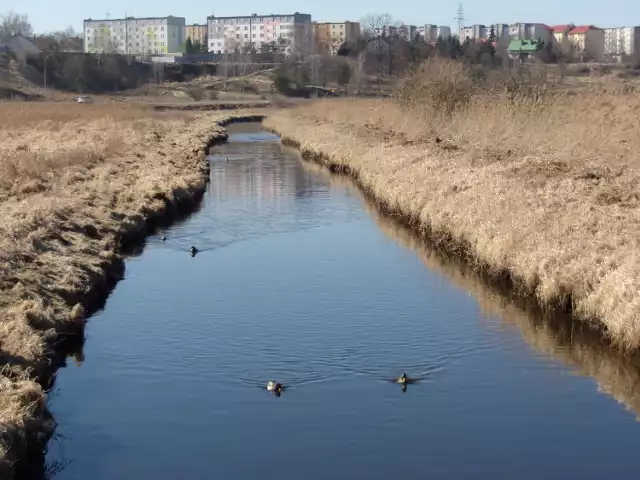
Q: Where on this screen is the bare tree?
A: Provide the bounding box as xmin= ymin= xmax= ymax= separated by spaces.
xmin=349 ymin=51 xmax=367 ymax=95
xmin=0 ymin=11 xmax=33 ymax=39
xmin=92 ymin=27 xmax=119 ymax=54
xmin=360 ymin=13 xmax=395 ymax=38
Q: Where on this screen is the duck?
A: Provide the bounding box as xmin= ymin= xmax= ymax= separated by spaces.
xmin=396 ymin=372 xmax=409 ymax=385
xmin=189 ymin=246 xmax=198 ymax=256
xmin=266 ymin=380 xmax=284 ymax=392
xmin=160 ymin=235 xmax=167 ymax=242
xmin=226 ymin=157 xmax=229 ymax=162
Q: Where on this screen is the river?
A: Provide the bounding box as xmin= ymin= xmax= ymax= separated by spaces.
xmin=45 ymin=122 xmax=640 ymax=479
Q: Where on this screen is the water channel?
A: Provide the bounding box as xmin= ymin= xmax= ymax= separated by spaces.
xmin=45 ymin=123 xmax=640 ymax=479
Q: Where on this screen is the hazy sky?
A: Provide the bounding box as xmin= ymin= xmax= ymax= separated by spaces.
xmin=5 ymin=0 xmax=640 ymax=34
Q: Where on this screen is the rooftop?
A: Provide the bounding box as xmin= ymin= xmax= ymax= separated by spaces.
xmin=84 ymin=16 xmax=185 ymax=23
xmin=569 ymin=25 xmax=603 ymax=34
xmin=507 ymin=39 xmax=543 ymax=53
xmin=551 ymin=24 xmax=575 ymax=33
xmin=207 ymin=13 xmax=311 ymax=20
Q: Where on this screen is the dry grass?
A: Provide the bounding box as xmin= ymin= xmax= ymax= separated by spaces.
xmin=264 ymin=62 xmax=640 ymax=351
xmin=0 ymin=101 xmax=248 ymax=477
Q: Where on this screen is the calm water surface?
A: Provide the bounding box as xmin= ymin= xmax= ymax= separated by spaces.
xmin=46 ymin=123 xmax=640 ymax=479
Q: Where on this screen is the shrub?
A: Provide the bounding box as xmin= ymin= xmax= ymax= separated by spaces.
xmin=273 ymin=68 xmax=291 ymax=94
xmin=394 ymin=58 xmax=474 ymax=116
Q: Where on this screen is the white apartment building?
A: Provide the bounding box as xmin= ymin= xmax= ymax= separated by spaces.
xmin=207 ymin=13 xmax=312 ymax=54
xmin=420 ymin=24 xmax=451 ymax=42
xmin=508 ymin=22 xmax=551 ymax=41
xmin=604 ymin=26 xmax=640 ymax=56
xmin=398 ymin=24 xmax=418 ymax=41
xmin=84 ymin=16 xmax=186 ymax=55
xmin=491 ymin=24 xmax=509 ymax=38
xmin=437 ymin=26 xmax=452 ymax=39
xmin=460 ymin=24 xmax=486 ymax=41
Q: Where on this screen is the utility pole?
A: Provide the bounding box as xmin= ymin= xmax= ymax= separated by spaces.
xmin=43 ymin=54 xmax=53 ymax=90
xmin=311 ymin=22 xmax=317 ymax=94
xmin=124 ymin=11 xmax=128 ymax=57
xmin=455 ymin=3 xmax=465 ymax=38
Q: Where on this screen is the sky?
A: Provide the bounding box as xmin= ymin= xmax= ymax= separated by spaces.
xmin=5 ymin=0 xmax=640 ymax=34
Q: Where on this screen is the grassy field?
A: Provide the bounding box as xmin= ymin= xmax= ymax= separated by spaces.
xmin=0 ymin=102 xmax=249 ymax=477
xmin=264 ymin=59 xmax=640 ymax=351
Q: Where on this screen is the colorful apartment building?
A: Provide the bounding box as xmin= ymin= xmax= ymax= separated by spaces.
xmin=83 ymin=15 xmax=186 ymax=55
xmin=185 ymin=24 xmax=207 ymax=45
xmin=313 ymin=21 xmax=360 ymax=54
xmin=207 ymin=12 xmax=312 ymax=55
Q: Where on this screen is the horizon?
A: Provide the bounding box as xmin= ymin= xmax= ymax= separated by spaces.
xmin=3 ymin=1 xmax=639 ymax=34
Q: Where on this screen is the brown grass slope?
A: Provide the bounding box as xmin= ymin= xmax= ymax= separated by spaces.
xmin=0 ymin=102 xmax=260 ymax=478
xmin=264 ymin=61 xmax=640 ymax=351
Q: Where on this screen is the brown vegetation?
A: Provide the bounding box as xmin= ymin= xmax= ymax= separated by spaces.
xmin=264 ymin=58 xmax=640 ymax=351
xmin=0 ymin=101 xmax=253 ymax=478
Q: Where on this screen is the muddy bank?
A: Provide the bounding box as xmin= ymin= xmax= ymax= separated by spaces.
xmin=0 ymin=112 xmax=263 ymax=480
xmin=263 ymin=111 xmax=638 ymax=352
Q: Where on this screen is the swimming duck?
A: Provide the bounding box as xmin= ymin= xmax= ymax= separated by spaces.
xmin=266 ymin=381 xmax=284 ymax=392
xmin=189 ymin=246 xmax=198 ymax=256
xmin=396 ymin=372 xmax=409 ymax=385
xmin=160 ymin=235 xmax=167 ymax=242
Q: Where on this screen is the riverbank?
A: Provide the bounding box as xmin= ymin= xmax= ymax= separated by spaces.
xmin=0 ymin=103 xmax=261 ymax=478
xmin=264 ymin=88 xmax=640 ymax=351
xmin=301 ymin=159 xmax=640 ymax=421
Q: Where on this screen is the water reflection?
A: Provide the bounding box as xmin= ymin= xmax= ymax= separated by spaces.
xmin=300 ymin=160 xmax=640 ymax=420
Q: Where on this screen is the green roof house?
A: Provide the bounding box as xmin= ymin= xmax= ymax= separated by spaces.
xmin=507 ymin=39 xmax=543 ymax=60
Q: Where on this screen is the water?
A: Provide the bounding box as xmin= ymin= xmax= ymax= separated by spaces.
xmin=46 ymin=123 xmax=640 ymax=479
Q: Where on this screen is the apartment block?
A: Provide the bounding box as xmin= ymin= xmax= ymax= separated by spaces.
xmin=604 ymin=26 xmax=640 ymax=56
xmin=419 ymin=25 xmax=451 ymax=42
xmin=185 ymin=24 xmax=207 ymax=45
xmin=84 ymin=16 xmax=186 ymax=55
xmin=313 ymin=21 xmax=360 ymax=54
xmin=568 ymin=25 xmax=605 ymax=61
xmin=460 ymin=24 xmax=486 ymax=41
xmin=508 ymin=23 xmax=552 ymax=42
xmin=491 ymin=24 xmax=509 ymax=38
xmin=398 ymin=24 xmax=418 ymax=41
xmin=207 ymin=12 xmax=312 ymax=55
xmin=437 ymin=26 xmax=452 ymax=39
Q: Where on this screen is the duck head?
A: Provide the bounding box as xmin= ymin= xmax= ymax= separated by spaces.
xmin=266 ymin=381 xmax=283 ymax=393
xmin=189 ymin=246 xmax=198 ymax=256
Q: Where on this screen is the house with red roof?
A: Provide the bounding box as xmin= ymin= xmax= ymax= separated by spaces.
xmin=550 ymin=24 xmax=575 ymax=54
xmin=567 ymin=25 xmax=605 ymax=60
